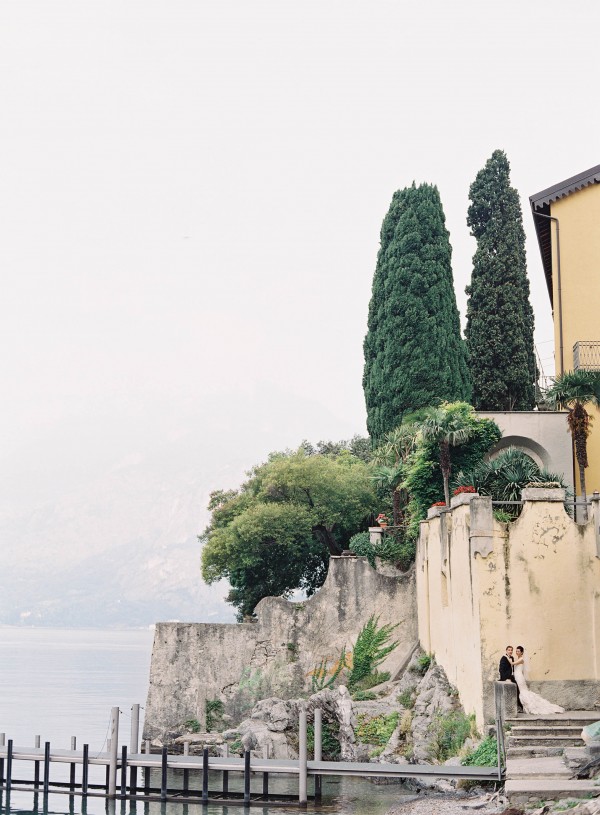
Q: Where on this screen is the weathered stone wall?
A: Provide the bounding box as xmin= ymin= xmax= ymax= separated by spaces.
xmin=417 ymin=491 xmax=600 ymax=727
xmin=143 ymin=556 xmax=417 ymax=740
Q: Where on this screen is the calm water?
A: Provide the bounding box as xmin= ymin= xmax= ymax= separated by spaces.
xmin=0 ymin=628 xmax=408 ymax=815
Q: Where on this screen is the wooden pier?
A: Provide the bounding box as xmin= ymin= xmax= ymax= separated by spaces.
xmin=0 ymin=706 xmax=504 ymax=808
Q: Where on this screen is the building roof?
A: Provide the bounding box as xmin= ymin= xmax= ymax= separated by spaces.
xmin=529 ymin=164 xmax=600 ymax=304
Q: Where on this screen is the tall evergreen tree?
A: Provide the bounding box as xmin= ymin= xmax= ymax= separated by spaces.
xmin=363 ymin=183 xmax=471 ymax=442
xmin=465 ymin=150 xmax=536 ymax=410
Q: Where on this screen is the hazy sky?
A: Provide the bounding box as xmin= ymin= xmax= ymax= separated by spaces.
xmin=2 ymin=1 xmax=599 ymax=515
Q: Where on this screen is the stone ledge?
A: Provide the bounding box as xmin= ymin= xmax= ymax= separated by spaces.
xmin=450 ymin=492 xmax=480 ymax=508
xmin=521 ymin=487 xmax=566 ymax=502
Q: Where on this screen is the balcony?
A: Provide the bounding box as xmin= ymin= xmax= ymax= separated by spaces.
xmin=573 ymin=341 xmax=600 ymax=371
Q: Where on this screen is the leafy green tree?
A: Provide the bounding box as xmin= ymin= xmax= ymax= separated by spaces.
xmin=465 ymin=150 xmax=536 ymax=410
xmin=363 ymin=183 xmax=471 ymax=442
xmin=420 ymin=403 xmax=475 ymax=507
xmin=201 ymin=447 xmax=377 ymax=619
xmin=404 ymin=404 xmax=501 ymax=538
xmin=546 ymin=369 xmax=600 ymax=522
xmin=371 ymin=423 xmax=419 ymax=524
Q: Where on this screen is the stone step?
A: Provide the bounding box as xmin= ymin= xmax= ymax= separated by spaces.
xmin=509 ymin=725 xmax=585 ymax=738
xmin=505 ymin=778 xmax=600 ymax=806
xmin=507 ymin=746 xmax=566 ymax=759
xmin=506 ymin=713 xmax=599 ymax=729
xmin=506 ymin=756 xmax=571 ymax=779
xmin=507 ymin=735 xmax=584 ymax=749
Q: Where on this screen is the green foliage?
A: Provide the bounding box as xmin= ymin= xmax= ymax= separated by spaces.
xmin=349 ymin=529 xmax=415 ymax=572
xmin=414 ymin=653 xmax=432 ymax=675
xmin=184 ymin=718 xmax=201 ymax=733
xmin=205 ymin=699 xmax=225 ymax=732
xmin=307 ymin=721 xmax=341 ymax=760
xmin=310 ymin=648 xmax=348 ymax=692
xmin=428 ymin=711 xmax=474 ymax=762
xmin=397 ymin=687 xmax=416 ymax=708
xmin=201 ymin=446 xmax=377 ymax=618
xmin=352 ymin=690 xmax=378 ymax=701
xmin=462 ymin=736 xmax=499 ymax=767
xmin=465 ymin=150 xmax=536 ymax=410
xmin=349 ymin=531 xmax=375 ymax=567
xmin=454 ymin=446 xmax=570 ymax=519
xmin=493 ymin=509 xmax=513 ymax=524
xmin=404 ymin=405 xmax=501 ymax=538
xmin=356 ymin=712 xmax=399 ymax=747
xmin=348 ymin=615 xmax=399 ymax=689
xmin=363 ymin=183 xmax=471 ymax=443
xmin=358 ymin=670 xmax=391 ymax=690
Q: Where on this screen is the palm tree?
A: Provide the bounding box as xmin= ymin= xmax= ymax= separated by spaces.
xmin=546 ymin=370 xmax=600 ymax=523
xmin=420 ymin=404 xmax=475 ymax=507
xmin=371 ymin=424 xmax=418 ymax=524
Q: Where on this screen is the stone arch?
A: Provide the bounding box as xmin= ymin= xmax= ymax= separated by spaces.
xmin=487 ymin=434 xmax=552 ymax=471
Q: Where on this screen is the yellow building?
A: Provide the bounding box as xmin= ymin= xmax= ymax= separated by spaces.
xmin=530 ymin=164 xmax=600 ymax=503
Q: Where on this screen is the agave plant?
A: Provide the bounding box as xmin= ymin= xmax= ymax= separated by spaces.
xmin=453 ymin=447 xmax=569 ymax=518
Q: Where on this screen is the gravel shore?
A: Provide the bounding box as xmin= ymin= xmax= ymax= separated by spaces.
xmin=386 ymin=793 xmax=600 ymax=815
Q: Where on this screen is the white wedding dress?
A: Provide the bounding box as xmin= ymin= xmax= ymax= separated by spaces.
xmin=514 ymin=663 xmax=564 ymax=715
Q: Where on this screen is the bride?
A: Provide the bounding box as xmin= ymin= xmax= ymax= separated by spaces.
xmin=513 ymin=646 xmax=564 ymax=715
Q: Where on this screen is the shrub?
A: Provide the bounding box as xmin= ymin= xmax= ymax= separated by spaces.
xmin=462 ymin=736 xmax=499 ymax=767
xmin=428 ymin=712 xmax=476 ymax=762
xmin=356 ymin=712 xmax=399 ymax=747
xmin=352 ymin=690 xmax=377 ymax=701
xmin=310 ymin=647 xmax=348 ymax=692
xmin=413 ymin=653 xmax=432 ymax=675
xmin=349 ymin=531 xmax=376 ymax=567
xmin=399 ymin=709 xmax=412 ymax=735
xmin=205 ymin=699 xmax=225 ymax=732
xmin=357 ymin=671 xmax=391 ymax=690
xmin=184 ymin=718 xmax=201 ymax=733
xmin=307 ymin=720 xmax=341 ymax=760
xmin=348 ymin=616 xmax=398 ymax=689
xmin=397 ymin=687 xmax=416 ymax=708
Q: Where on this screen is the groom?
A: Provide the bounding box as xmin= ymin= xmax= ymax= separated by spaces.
xmin=499 ymin=645 xmax=523 ymax=712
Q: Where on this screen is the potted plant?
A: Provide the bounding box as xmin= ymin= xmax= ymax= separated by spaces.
xmin=376 ymin=513 xmax=389 ymax=528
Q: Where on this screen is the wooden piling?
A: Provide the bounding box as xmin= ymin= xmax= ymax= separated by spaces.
xmin=143 ymin=742 xmax=150 ymax=796
xmin=314 ymin=708 xmax=322 ymax=801
xmin=121 ymin=746 xmax=128 ymax=796
xmin=202 ymin=747 xmax=209 ymax=803
xmin=243 ymin=750 xmax=250 ymax=804
xmin=82 ymin=744 xmax=89 ymax=796
xmin=298 ymin=706 xmax=307 ymax=806
xmin=34 ymin=736 xmax=40 ymax=789
xmin=160 ymin=746 xmax=168 ymax=801
xmin=43 ymin=741 xmax=50 ymax=794
xmin=108 ymin=707 xmax=120 ymax=798
xmin=183 ymin=742 xmax=189 ymax=794
xmin=130 ymin=704 xmax=140 ymax=794
xmin=0 ymin=732 xmax=4 ymax=785
xmin=6 ymin=739 xmax=12 ymax=793
xmin=70 ymin=736 xmax=77 ymax=791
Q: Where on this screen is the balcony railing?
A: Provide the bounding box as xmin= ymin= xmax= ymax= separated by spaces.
xmin=573 ymin=341 xmax=600 ymax=371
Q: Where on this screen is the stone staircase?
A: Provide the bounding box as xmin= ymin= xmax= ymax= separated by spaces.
xmin=504 ymin=712 xmax=600 ymax=805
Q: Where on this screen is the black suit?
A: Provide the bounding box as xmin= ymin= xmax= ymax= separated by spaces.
xmin=499 ymin=654 xmax=522 ymax=709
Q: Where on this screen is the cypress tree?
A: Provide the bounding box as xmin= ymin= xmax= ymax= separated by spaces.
xmin=465 ymin=150 xmax=536 ymax=410
xmin=363 ymin=183 xmax=471 ymax=442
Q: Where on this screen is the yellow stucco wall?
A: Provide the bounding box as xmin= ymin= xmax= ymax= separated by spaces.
xmin=550 ymin=184 xmax=600 ymax=496
xmin=417 ymin=494 xmax=600 ymax=726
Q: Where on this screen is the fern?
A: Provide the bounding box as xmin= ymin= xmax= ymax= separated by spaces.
xmin=348 ymin=615 xmax=398 ymax=689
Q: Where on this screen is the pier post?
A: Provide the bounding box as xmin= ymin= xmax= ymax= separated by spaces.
xmin=222 ymin=741 xmax=229 ymax=797
xmin=82 ymin=745 xmax=89 ymax=796
xmin=298 ymin=706 xmax=307 ymax=806
xmin=6 ymin=739 xmax=12 ymax=793
xmin=183 ymin=741 xmax=189 ymax=795
xmin=160 ymin=746 xmax=168 ymax=801
xmin=108 ymin=707 xmax=120 ymax=798
xmin=70 ymin=736 xmax=76 ymax=791
xmin=43 ymin=741 xmax=51 ymax=794
xmin=202 ymin=747 xmax=209 ymax=803
xmin=314 ymin=708 xmax=322 ymax=801
xmin=0 ymin=732 xmax=4 ymax=785
xmin=130 ymin=704 xmax=140 ymax=793
xmin=243 ymin=750 xmax=251 ymax=805
xmin=121 ymin=746 xmax=128 ymax=796
xmin=144 ymin=741 xmax=150 ymax=796
xmin=34 ymin=736 xmax=40 ymax=789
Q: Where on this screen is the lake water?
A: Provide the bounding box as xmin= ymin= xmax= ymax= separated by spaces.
xmin=0 ymin=627 xmax=409 ymax=815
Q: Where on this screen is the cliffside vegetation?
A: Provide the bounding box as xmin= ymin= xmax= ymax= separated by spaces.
xmin=200 ymin=441 xmax=377 ymax=619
